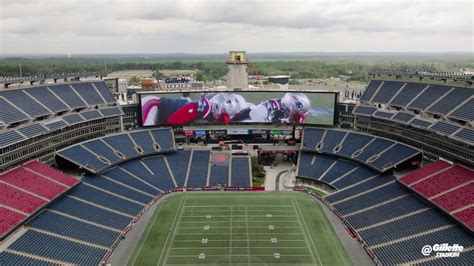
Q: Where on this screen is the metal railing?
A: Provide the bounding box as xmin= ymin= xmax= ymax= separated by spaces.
xmin=0 ymin=71 xmax=110 ymax=84
xmin=369 ymin=68 xmax=474 ymax=82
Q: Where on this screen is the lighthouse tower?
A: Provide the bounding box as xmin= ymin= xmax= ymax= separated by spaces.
xmin=226 ymin=51 xmax=249 ymax=89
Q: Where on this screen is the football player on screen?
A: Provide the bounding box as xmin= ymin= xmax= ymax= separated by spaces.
xmin=231 ymin=92 xmax=311 ymax=123
xmin=141 ymin=93 xmax=251 ymax=126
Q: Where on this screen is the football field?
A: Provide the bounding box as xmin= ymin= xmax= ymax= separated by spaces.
xmin=128 ymin=192 xmax=350 ymax=265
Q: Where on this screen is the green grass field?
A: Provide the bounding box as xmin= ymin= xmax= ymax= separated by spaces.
xmin=128 ymin=192 xmax=351 ymax=265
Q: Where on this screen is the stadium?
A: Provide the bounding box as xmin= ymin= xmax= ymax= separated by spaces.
xmin=0 ymin=50 xmax=473 ymax=266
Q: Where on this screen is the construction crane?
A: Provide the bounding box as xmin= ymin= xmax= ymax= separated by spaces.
xmin=145 ymin=57 xmax=163 ymax=89
xmin=249 ymin=63 xmax=264 ymax=88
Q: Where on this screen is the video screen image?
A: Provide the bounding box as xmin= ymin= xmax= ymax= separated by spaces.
xmin=140 ymin=91 xmax=336 ymax=126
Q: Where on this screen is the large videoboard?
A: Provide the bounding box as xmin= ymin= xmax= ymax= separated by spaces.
xmin=139 ymin=91 xmax=337 ymax=126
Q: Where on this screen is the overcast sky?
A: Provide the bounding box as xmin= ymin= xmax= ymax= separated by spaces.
xmin=1 ymin=0 xmax=473 ymax=54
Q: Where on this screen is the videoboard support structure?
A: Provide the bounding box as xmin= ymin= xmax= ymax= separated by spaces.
xmin=139 ymin=90 xmax=338 ymax=127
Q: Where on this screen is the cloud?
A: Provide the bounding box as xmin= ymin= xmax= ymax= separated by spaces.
xmin=0 ymin=0 xmax=472 ymax=53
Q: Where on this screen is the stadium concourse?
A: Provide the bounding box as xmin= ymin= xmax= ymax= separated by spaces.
xmin=0 ymin=74 xmax=473 ymax=265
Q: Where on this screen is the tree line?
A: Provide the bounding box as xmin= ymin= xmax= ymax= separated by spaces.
xmin=1 ymin=55 xmax=472 ymax=83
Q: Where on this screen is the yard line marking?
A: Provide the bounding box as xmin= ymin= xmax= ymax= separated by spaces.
xmin=161 ymin=197 xmax=187 ymax=266
xmin=173 ymin=239 xmax=309 ymax=243
xmin=154 ymin=196 xmax=184 ymax=266
xmin=164 ymin=263 xmax=316 ymax=266
xmin=290 ymin=196 xmax=318 ymax=265
xmin=229 ymin=206 xmax=233 ymax=265
xmin=292 ymin=196 xmax=323 ymax=266
xmin=174 ymin=233 xmax=304 ymax=235
xmin=167 ymin=254 xmax=314 ymax=258
xmin=245 ymin=206 xmax=250 ymax=264
xmin=170 ymin=246 xmax=309 ymax=250
xmin=181 ymin=215 xmax=297 ymax=218
xmin=177 ymin=226 xmax=301 ymax=229
xmin=129 ymin=201 xmax=164 ymax=266
xmin=182 ymin=205 xmax=294 ymax=208
xmin=181 ymin=220 xmax=297 ymax=224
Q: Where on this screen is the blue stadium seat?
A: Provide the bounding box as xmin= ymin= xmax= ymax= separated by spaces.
xmin=141 ymin=156 xmax=177 ymax=191
xmin=352 ymin=105 xmax=377 ymax=116
xmin=93 ymin=82 xmax=116 ymax=104
xmin=25 ymin=86 xmax=69 ymax=113
xmin=150 ymin=128 xmax=174 ymax=150
xmin=345 ymin=195 xmax=428 ymax=229
xmin=391 ymin=112 xmax=415 ymax=124
xmin=331 ymin=166 xmax=377 ymax=189
xmin=103 ymin=166 xmax=159 ymax=195
xmin=17 ymin=123 xmax=49 ymax=138
xmin=297 ymin=153 xmax=337 ymax=180
xmin=209 ymin=163 xmax=229 ymax=186
xmin=429 ymin=122 xmax=460 ymax=136
xmin=325 ymin=174 xmax=394 ymax=203
xmin=0 ymin=129 xmax=26 ymax=148
xmin=129 ymin=130 xmax=157 ymax=153
xmin=68 ymin=184 xmax=144 ymax=216
xmin=0 ymin=97 xmax=30 ymax=125
xmin=49 ymin=84 xmax=88 ymax=109
xmin=320 ymin=159 xmax=358 ymax=184
xmin=373 ymin=110 xmax=394 ymax=120
xmin=0 ymin=90 xmax=51 ymax=118
xmin=414 ymin=250 xmax=474 ymax=266
xmin=49 ymin=196 xmax=132 ymax=230
xmin=407 ymin=84 xmax=450 ymax=110
xmin=355 ymin=138 xmax=394 ymax=162
xmin=389 ymin=82 xmax=426 ymax=107
xmin=337 ymin=133 xmax=374 ymax=157
xmin=119 ymin=159 xmax=170 ymax=191
xmin=302 ymin=128 xmax=325 ymax=150
xmin=57 ymin=145 xmax=108 ymax=171
xmin=82 ymin=139 xmax=122 ymax=163
xmin=62 ymin=113 xmax=85 ymax=125
xmin=360 ymin=80 xmax=382 ymax=102
xmin=27 ymin=210 xmax=121 ymax=247
xmin=453 ymin=127 xmax=474 ymax=144
xmin=448 ymin=98 xmax=474 ymax=122
xmin=333 ymin=182 xmax=407 ymax=215
xmin=410 ymin=118 xmax=432 ymax=129
xmin=371 ymin=81 xmax=404 ymax=104
xmin=71 ymin=83 xmax=105 ymax=105
xmin=427 ymin=87 xmax=473 ymax=115
xmin=371 ymin=144 xmax=419 ymax=171
xmin=359 ymin=209 xmax=452 ymax=246
xmin=231 ymin=157 xmax=251 ymax=187
xmin=187 ymin=150 xmax=210 ymax=187
xmin=103 ymin=134 xmax=138 ymax=158
xmin=82 ymin=175 xmax=153 ymax=204
xmin=165 ymin=150 xmax=191 ymax=187
xmin=44 ymin=120 xmax=68 ymax=131
xmin=100 ymin=107 xmax=123 ymax=117
xmin=320 ymin=130 xmax=347 ymax=153
xmin=0 ymin=251 xmax=60 ymax=266
xmin=8 ymin=230 xmax=107 ymax=265
xmin=81 ymin=110 xmax=103 ymax=121
xmin=372 ymin=226 xmax=474 ymax=265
